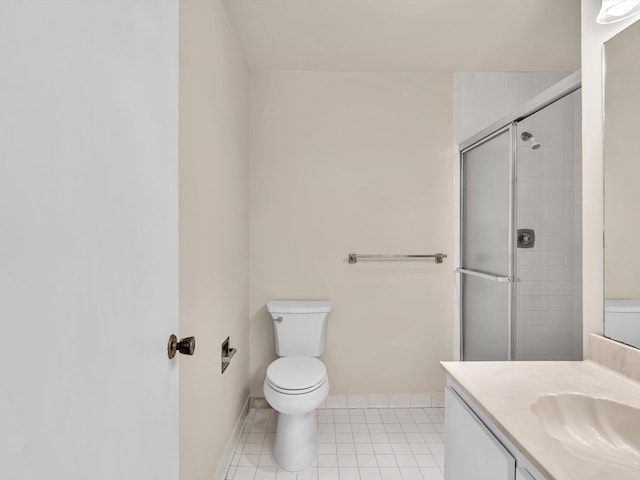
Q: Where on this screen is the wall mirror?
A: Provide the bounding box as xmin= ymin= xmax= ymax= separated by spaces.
xmin=603 ymin=19 xmax=640 ymax=349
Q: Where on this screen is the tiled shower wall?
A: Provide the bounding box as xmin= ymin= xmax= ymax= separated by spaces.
xmin=454 ymin=72 xmax=569 ymax=143
xmin=454 ymin=72 xmax=583 ymax=361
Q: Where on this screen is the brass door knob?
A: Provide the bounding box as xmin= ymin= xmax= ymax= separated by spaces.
xmin=167 ymin=334 xmax=196 ymax=359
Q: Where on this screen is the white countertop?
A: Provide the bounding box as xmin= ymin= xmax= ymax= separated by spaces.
xmin=441 ymin=359 xmax=640 ymax=480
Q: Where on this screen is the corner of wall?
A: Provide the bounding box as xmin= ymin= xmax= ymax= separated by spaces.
xmin=179 ymin=0 xmax=250 ymax=478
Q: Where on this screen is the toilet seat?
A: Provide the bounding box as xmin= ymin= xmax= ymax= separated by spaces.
xmin=266 ymin=376 xmax=327 ymax=395
xmin=266 ymin=357 xmax=327 ymax=395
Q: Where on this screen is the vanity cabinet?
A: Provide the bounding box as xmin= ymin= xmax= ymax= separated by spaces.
xmin=517 ymin=467 xmax=536 ymax=480
xmin=445 ymin=386 xmax=515 ymax=479
xmin=445 ymin=386 xmax=545 ymax=480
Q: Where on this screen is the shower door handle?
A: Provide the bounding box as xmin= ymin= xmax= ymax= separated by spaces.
xmin=456 ymin=268 xmax=516 ymax=283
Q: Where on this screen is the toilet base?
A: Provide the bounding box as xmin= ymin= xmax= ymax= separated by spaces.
xmin=273 ymin=410 xmax=317 ymax=472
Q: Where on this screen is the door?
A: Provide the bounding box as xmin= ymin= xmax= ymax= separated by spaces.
xmin=514 ymin=90 xmax=582 ymax=360
xmin=459 ymin=127 xmax=515 ymax=360
xmin=0 ymin=2 xmax=180 ymax=479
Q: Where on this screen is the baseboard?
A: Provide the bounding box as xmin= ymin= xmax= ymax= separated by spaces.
xmin=250 ymin=392 xmax=445 ymax=409
xmin=213 ymin=395 xmax=250 ymax=480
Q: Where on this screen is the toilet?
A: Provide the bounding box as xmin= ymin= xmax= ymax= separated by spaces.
xmin=263 ymin=300 xmax=332 ymax=472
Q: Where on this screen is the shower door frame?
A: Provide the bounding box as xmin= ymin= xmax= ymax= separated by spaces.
xmin=459 ymin=125 xmax=518 ymax=360
xmin=455 ymin=71 xmax=582 ymax=361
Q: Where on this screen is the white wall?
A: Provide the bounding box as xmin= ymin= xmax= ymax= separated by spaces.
xmin=581 ymin=1 xmax=640 ymax=353
xmin=249 ymin=71 xmax=453 ymax=398
xmin=179 ymin=0 xmax=250 ymax=479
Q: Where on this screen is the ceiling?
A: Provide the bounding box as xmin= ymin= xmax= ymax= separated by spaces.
xmin=222 ymin=0 xmax=581 ymax=72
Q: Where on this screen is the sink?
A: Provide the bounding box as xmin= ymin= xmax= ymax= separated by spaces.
xmin=531 ymin=393 xmax=640 ymax=471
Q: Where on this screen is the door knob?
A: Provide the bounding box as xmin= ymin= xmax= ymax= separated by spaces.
xmin=167 ymin=334 xmax=196 ymax=359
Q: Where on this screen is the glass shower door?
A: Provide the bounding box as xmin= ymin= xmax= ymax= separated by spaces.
xmin=514 ymin=90 xmax=582 ymax=360
xmin=459 ymin=127 xmax=515 ymax=360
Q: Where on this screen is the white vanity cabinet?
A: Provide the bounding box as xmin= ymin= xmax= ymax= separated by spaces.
xmin=445 ymin=386 xmax=516 ymax=479
xmin=445 ymin=386 xmax=546 ymax=480
xmin=517 ymin=467 xmax=536 ymax=480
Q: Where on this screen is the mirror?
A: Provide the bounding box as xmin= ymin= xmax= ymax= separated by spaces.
xmin=603 ymin=20 xmax=640 ymax=349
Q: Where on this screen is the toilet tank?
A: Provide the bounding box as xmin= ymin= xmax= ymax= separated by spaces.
xmin=604 ymin=300 xmax=640 ymax=349
xmin=267 ymin=300 xmax=332 ymax=357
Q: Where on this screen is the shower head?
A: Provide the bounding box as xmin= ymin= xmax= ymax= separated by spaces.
xmin=521 ymin=131 xmax=541 ymax=150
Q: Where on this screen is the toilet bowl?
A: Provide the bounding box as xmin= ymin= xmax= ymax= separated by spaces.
xmin=263 ymin=300 xmax=332 ymax=472
xmin=263 ymin=357 xmax=330 ymax=472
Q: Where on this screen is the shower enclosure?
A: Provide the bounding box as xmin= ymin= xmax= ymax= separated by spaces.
xmin=458 ymin=74 xmax=582 ymax=361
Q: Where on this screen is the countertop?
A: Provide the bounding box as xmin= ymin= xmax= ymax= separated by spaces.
xmin=441 ymin=359 xmax=640 ymax=480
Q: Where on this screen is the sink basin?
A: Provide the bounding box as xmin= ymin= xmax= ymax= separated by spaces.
xmin=531 ymin=393 xmax=640 ymax=471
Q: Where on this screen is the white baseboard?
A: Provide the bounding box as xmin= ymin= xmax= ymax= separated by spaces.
xmin=213 ymin=395 xmax=250 ymax=480
xmin=323 ymin=392 xmax=444 ymax=409
xmin=249 ymin=392 xmax=445 ymax=410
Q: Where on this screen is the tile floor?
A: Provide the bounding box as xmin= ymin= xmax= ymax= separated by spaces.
xmin=225 ymin=407 xmax=445 ymax=480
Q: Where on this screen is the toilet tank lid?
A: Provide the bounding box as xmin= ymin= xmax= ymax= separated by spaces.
xmin=266 ymin=300 xmax=332 ymax=314
xmin=605 ymin=300 xmax=640 ymax=312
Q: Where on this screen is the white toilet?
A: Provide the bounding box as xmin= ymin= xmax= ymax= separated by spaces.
xmin=263 ymin=300 xmax=332 ymax=472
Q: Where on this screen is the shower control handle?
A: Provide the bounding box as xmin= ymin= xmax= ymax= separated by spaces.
xmin=517 ymin=229 xmax=535 ymax=248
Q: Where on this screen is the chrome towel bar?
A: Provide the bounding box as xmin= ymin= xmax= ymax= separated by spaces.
xmin=348 ymin=253 xmax=447 ymax=264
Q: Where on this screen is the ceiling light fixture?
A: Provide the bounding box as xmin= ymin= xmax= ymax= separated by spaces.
xmin=597 ymin=0 xmax=640 ymax=24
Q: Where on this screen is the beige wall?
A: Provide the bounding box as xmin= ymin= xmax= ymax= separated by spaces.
xmin=249 ymin=71 xmax=453 ymax=396
xmin=581 ymin=0 xmax=640 ymax=353
xmin=179 ymin=1 xmax=249 ymax=479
